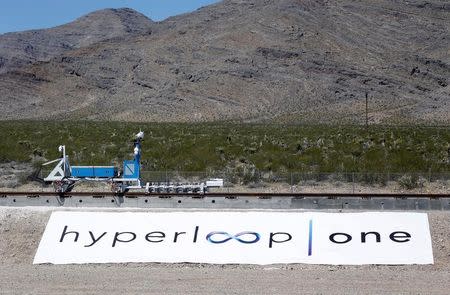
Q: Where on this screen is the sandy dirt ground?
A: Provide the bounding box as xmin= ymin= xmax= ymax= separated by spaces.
xmin=0 ymin=207 xmax=449 ymax=294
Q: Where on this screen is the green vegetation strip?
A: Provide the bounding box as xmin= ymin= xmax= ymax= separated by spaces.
xmin=0 ymin=121 xmax=449 ymax=176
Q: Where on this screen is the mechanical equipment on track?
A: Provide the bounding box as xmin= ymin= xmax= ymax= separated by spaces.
xmin=34 ymin=131 xmax=223 ymax=194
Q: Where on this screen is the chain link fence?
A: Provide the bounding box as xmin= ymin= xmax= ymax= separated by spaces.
xmin=35 ymin=168 xmax=449 ymax=192
xmin=140 ymin=171 xmax=450 ymax=190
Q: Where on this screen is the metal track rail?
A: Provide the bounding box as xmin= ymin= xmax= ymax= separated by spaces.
xmin=1 ymin=191 xmax=449 ymax=198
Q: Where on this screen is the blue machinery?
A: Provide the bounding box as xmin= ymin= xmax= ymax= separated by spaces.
xmin=42 ymin=131 xmax=223 ymax=193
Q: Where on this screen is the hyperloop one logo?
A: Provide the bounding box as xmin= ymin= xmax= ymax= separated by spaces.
xmin=206 ymin=231 xmax=261 ymax=244
xmin=205 ymin=219 xmax=314 ymax=256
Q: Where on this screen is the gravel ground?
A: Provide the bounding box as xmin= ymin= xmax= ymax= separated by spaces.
xmin=0 ymin=207 xmax=449 ymax=294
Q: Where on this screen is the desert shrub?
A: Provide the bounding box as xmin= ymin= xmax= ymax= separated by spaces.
xmin=225 ymin=159 xmax=260 ymax=185
xmin=397 ymin=174 xmax=426 ymax=190
xmin=0 ymin=121 xmax=448 ymax=181
xmin=353 ymin=172 xmax=388 ymax=186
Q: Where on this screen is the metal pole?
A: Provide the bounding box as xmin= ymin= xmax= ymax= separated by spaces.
xmin=365 ymin=92 xmax=368 ymax=129
xmin=62 ymin=145 xmax=66 ymax=176
xmin=352 ymin=172 xmax=355 ymax=194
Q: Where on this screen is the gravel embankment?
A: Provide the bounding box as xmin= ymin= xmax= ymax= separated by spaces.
xmin=0 ymin=207 xmax=449 ymax=294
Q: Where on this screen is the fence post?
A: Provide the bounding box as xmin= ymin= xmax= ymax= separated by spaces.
xmin=352 ymin=172 xmax=355 ymax=194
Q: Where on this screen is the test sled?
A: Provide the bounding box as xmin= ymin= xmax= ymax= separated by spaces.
xmin=39 ymin=131 xmax=223 ymax=194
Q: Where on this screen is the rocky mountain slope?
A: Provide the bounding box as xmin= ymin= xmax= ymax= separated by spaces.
xmin=0 ymin=0 xmax=449 ymax=124
xmin=0 ymin=8 xmax=153 ymax=73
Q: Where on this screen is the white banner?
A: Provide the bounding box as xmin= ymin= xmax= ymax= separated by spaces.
xmin=34 ymin=211 xmax=433 ymax=265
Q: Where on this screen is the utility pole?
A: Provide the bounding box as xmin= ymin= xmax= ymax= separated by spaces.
xmin=365 ymin=91 xmax=369 ymax=129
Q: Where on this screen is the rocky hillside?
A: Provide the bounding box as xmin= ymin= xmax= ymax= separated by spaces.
xmin=0 ymin=0 xmax=449 ymax=124
xmin=0 ymin=8 xmax=153 ymax=73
